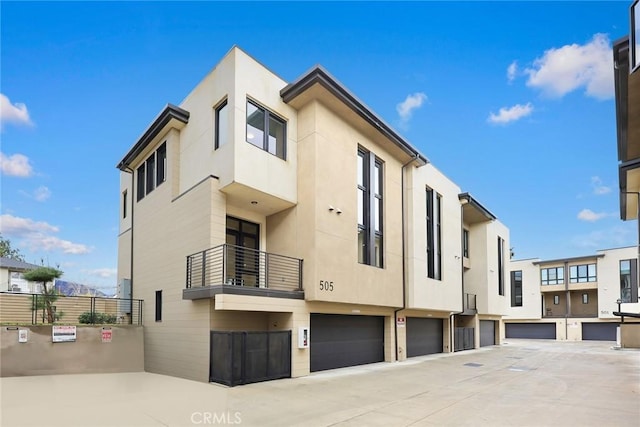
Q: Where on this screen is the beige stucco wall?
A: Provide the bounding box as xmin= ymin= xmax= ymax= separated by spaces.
xmin=505 ymin=258 xmax=542 ymax=320
xmin=405 ymin=164 xmax=463 ymax=312
xmin=596 ymin=246 xmax=640 ymax=318
xmin=1 ymin=325 xmax=143 ymax=377
xmin=620 ymin=323 xmax=640 ymax=348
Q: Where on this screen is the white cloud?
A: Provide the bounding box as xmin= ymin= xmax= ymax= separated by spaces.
xmin=33 ymin=186 xmax=52 ymax=202
xmin=525 ymin=33 xmax=613 ymax=99
xmin=396 ymin=92 xmax=428 ymax=129
xmin=487 ymin=103 xmax=534 ymax=124
xmin=590 ymin=176 xmax=611 ymax=195
xmin=1 ymin=152 xmax=33 ymax=177
xmin=507 ymin=61 xmax=518 ymax=83
xmin=0 ymin=93 xmax=33 ymax=129
xmin=572 ymin=224 xmax=635 ymax=249
xmin=0 ymin=214 xmax=91 ymax=255
xmin=577 ymin=208 xmax=612 ymax=222
xmin=85 ymin=268 xmax=117 ymax=279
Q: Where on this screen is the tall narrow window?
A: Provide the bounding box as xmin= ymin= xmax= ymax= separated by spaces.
xmin=155 ymin=290 xmax=162 ymax=322
xmin=498 ymin=237 xmax=505 ymax=295
xmin=137 ymin=164 xmax=145 ymax=201
xmin=122 ymin=190 xmax=128 ymax=219
xmin=357 ymin=148 xmax=383 ymax=268
xmin=463 ymin=229 xmax=469 ymax=258
xmin=246 ymin=100 xmax=286 ymax=160
xmin=215 ymin=100 xmax=228 ymax=149
xmin=582 ymin=293 xmax=589 ymax=304
xmin=511 ymin=270 xmax=522 ymax=307
xmin=553 ymin=295 xmax=559 ymax=305
xmin=156 ymin=142 xmax=166 ymax=185
xmin=426 ymin=187 xmax=442 ymax=280
xmin=145 ymin=155 xmax=155 ymax=195
xmin=620 ymin=259 xmax=638 ymax=303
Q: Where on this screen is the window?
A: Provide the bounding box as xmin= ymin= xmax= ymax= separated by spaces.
xmin=246 ymin=100 xmax=286 ymax=159
xmin=582 ymin=293 xmax=589 ymax=304
xmin=632 ymin=0 xmax=640 ymax=72
xmin=620 ymin=259 xmax=638 ymax=303
xmin=357 ymin=148 xmax=383 ymax=268
xmin=136 ymin=142 xmax=167 ymax=202
xmin=569 ymin=263 xmax=596 ymax=283
xmin=511 ymin=271 xmax=522 ymax=307
xmin=553 ymin=295 xmax=560 ymax=305
xmin=426 ymin=187 xmax=442 ymax=279
xmin=122 ymin=191 xmax=127 ymax=219
xmin=541 ymin=267 xmax=564 ymax=285
xmin=498 ymin=237 xmax=505 ymax=295
xmin=155 ymin=290 xmax=162 ymax=322
xmin=215 ymin=99 xmax=228 ymax=149
xmin=463 ymin=229 xmax=469 ymax=258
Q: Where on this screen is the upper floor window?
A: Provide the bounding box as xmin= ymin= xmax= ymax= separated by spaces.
xmin=215 ymin=99 xmax=228 ymax=149
xmin=122 ymin=190 xmax=127 ymax=219
xmin=541 ymin=267 xmax=564 ymax=285
xmin=246 ymin=100 xmax=286 ymax=160
xmin=136 ymin=142 xmax=167 ymax=202
xmin=426 ymin=187 xmax=442 ymax=280
xmin=463 ymin=229 xmax=469 ymax=258
xmin=569 ymin=263 xmax=596 ymax=283
xmin=620 ymin=259 xmax=638 ymax=303
xmin=497 ymin=237 xmax=505 ymax=295
xmin=511 ymin=270 xmax=522 ymax=307
xmin=357 ymin=148 xmax=383 ymax=268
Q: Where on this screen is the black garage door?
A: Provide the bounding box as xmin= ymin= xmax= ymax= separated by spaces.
xmin=480 ymin=320 xmax=496 ymax=347
xmin=505 ymin=323 xmax=556 ymax=339
xmin=407 ymin=317 xmax=443 ymax=357
xmin=582 ymin=323 xmax=618 ymax=341
xmin=310 ymin=314 xmax=384 ymax=372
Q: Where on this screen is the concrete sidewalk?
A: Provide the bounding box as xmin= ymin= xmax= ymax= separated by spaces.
xmin=1 ymin=340 xmax=638 ymax=426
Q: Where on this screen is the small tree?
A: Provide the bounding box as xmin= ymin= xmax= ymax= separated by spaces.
xmin=0 ymin=234 xmax=25 ymax=261
xmin=24 ymin=266 xmax=63 ymax=323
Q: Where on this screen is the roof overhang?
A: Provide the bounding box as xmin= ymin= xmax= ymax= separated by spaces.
xmin=532 ymin=253 xmax=605 ymax=266
xmin=615 ymin=36 xmax=640 ymax=220
xmin=117 ymin=104 xmax=190 ymax=171
xmin=459 ymin=192 xmax=496 ymax=224
xmin=280 ymin=66 xmax=428 ymax=167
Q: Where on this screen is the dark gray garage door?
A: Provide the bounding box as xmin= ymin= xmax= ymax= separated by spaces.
xmin=406 ymin=317 xmax=443 ymax=357
xmin=480 ymin=320 xmax=496 ymax=347
xmin=505 ymin=323 xmax=556 ymax=339
xmin=582 ymin=323 xmax=618 ymax=341
xmin=310 ymin=314 xmax=384 ymax=372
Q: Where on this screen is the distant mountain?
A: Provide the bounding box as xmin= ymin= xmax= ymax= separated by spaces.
xmin=54 ymin=279 xmax=111 ymax=297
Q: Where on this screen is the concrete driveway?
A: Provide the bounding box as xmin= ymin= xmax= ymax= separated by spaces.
xmin=1 ymin=339 xmax=638 ymax=426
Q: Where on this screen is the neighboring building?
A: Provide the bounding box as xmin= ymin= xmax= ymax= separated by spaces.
xmin=505 ymin=246 xmax=640 ymax=341
xmin=0 ymin=257 xmax=42 ymax=293
xmin=116 ymin=46 xmax=510 ymax=385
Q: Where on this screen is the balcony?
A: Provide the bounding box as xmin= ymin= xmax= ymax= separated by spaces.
xmin=183 ymin=244 xmax=304 ymax=300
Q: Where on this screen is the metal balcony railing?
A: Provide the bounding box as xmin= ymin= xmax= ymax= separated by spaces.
xmin=464 ymin=293 xmax=477 ymax=311
xmin=186 ymin=244 xmax=302 ymax=292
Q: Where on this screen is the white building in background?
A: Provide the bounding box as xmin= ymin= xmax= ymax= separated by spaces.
xmin=0 ymin=257 xmax=42 ymax=294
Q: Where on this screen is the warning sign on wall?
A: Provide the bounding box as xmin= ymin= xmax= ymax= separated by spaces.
xmin=101 ymin=328 xmax=112 ymax=343
xmin=396 ymin=317 xmax=406 ymax=327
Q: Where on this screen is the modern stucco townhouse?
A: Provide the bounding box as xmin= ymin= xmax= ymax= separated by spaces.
xmin=505 ymin=246 xmax=640 ymax=342
xmin=116 ymin=46 xmax=510 ymax=385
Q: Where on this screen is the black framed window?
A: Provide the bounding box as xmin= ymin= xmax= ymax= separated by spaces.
xmin=136 ymin=142 xmax=167 ymax=202
xmin=246 ymin=100 xmax=286 ymax=160
xmin=155 ymin=290 xmax=162 ymax=322
xmin=357 ymin=148 xmax=383 ymax=268
xmin=569 ymin=263 xmax=596 ymax=283
xmin=122 ymin=190 xmax=127 ymax=219
xmin=426 ymin=187 xmax=442 ymax=280
xmin=620 ymin=259 xmax=638 ymax=303
xmin=215 ymin=99 xmax=228 ymax=149
xmin=463 ymin=229 xmax=469 ymax=258
xmin=553 ymin=295 xmax=560 ymax=305
xmin=541 ymin=267 xmax=564 ymax=285
xmin=498 ymin=237 xmax=505 ymax=295
xmin=582 ymin=293 xmax=589 ymax=304
xmin=632 ymin=0 xmax=639 ymax=73
xmin=511 ymin=270 xmax=522 ymax=307
xmin=137 ymin=164 xmax=145 ymax=201
xmin=156 ymin=142 xmax=166 ymax=185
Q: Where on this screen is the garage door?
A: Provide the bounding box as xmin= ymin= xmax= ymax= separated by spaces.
xmin=505 ymin=323 xmax=556 ymax=339
xmin=406 ymin=317 xmax=443 ymax=357
xmin=480 ymin=320 xmax=496 ymax=347
xmin=310 ymin=314 xmax=384 ymax=372
xmin=582 ymin=323 xmax=618 ymax=341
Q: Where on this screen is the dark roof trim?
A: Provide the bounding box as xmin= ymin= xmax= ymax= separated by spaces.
xmin=117 ymin=104 xmax=190 ymax=170
xmin=532 ymin=253 xmax=605 ymax=266
xmin=458 ymin=192 xmax=496 ymax=221
xmin=280 ymin=66 xmax=428 ymax=166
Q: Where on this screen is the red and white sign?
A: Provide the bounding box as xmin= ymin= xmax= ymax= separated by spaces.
xmin=52 ymin=325 xmax=76 ymax=343
xmin=396 ymin=317 xmax=406 ymax=327
xmin=101 ymin=328 xmax=112 ymax=343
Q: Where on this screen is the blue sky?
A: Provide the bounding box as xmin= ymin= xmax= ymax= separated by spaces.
xmin=0 ymin=1 xmax=635 ymax=294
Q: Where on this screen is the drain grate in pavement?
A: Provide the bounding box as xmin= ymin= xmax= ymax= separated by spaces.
xmin=464 ymin=362 xmax=483 ymax=367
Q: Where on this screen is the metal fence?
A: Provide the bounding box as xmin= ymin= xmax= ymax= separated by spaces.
xmin=186 ymin=244 xmax=302 ymax=291
xmin=0 ymin=292 xmax=143 ymax=325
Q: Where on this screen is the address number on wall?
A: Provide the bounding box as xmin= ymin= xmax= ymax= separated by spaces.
xmin=319 ymin=280 xmax=334 ymax=291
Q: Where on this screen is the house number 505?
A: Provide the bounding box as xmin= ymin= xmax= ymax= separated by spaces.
xmin=319 ymin=280 xmax=334 ymax=291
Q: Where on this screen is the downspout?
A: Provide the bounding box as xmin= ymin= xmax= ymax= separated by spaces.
xmin=395 ymin=154 xmax=422 ymax=362
xmin=124 ymin=167 xmax=135 ymax=325
xmin=450 ymin=202 xmax=466 ymax=353
xmin=564 ymin=260 xmax=569 ymax=340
